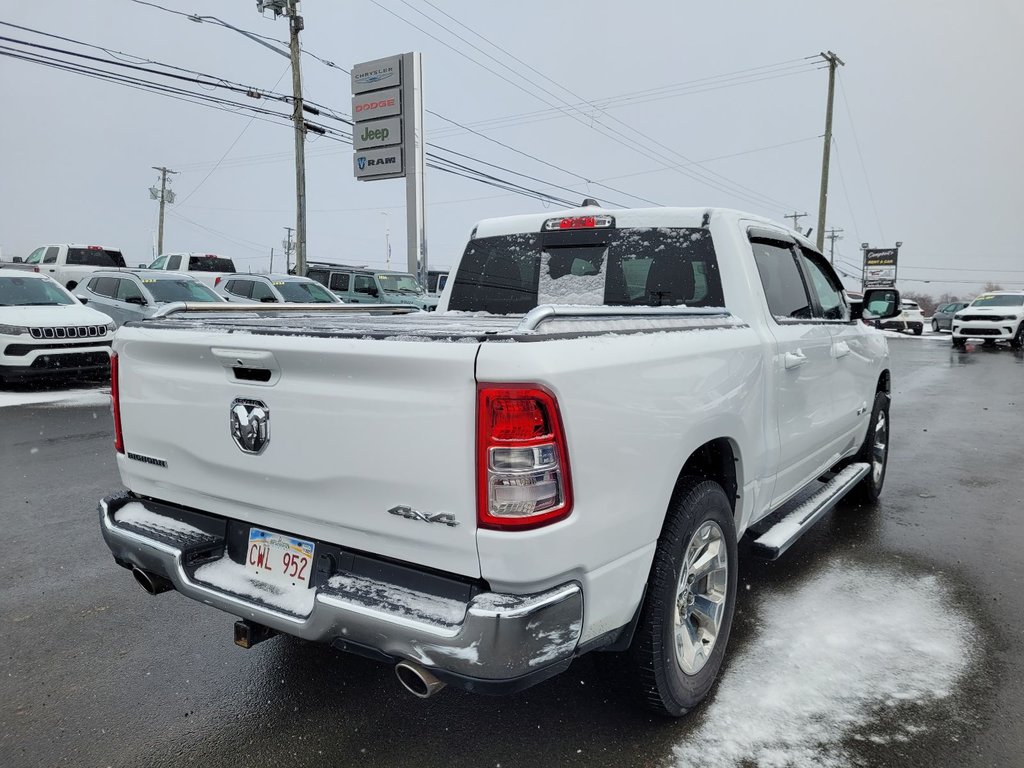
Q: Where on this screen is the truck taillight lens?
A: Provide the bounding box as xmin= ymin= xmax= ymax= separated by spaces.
xmin=477 ymin=385 xmax=572 ymax=530
xmin=111 ymin=352 xmax=124 ymax=454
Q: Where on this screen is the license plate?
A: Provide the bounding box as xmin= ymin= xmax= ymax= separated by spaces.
xmin=246 ymin=528 xmax=315 ymax=589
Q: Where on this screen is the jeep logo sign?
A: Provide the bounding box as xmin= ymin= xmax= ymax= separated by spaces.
xmin=351 ymin=87 xmax=401 ymax=120
xmin=353 ymin=147 xmax=404 ymax=179
xmin=353 ymin=116 xmax=402 ymax=150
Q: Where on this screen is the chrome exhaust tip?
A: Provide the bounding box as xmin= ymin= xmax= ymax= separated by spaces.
xmin=395 ymin=661 xmax=446 ymax=699
xmin=131 ymin=566 xmax=173 ymax=595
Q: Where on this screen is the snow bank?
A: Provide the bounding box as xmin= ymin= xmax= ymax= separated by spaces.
xmin=672 ymin=561 xmax=971 ymax=768
xmin=0 ymin=387 xmax=109 ymax=409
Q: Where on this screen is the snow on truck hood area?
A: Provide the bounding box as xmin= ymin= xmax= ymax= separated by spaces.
xmin=671 ymin=561 xmax=972 ymax=768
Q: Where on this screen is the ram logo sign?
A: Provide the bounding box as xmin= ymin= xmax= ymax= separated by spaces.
xmin=353 ymin=147 xmax=404 ymax=179
xmin=230 ymin=398 xmax=270 ymax=455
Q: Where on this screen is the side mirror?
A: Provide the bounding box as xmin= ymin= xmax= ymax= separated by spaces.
xmin=12 ymin=256 xmax=23 ymax=263
xmin=125 ymin=295 xmax=147 ymax=306
xmin=74 ymin=294 xmax=89 ymax=305
xmin=860 ymin=289 xmax=901 ymax=320
xmin=138 ymin=263 xmax=147 ymax=268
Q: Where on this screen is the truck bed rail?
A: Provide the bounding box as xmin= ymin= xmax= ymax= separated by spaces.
xmin=516 ymin=304 xmax=731 ymax=332
xmin=150 ymin=302 xmax=420 ymax=319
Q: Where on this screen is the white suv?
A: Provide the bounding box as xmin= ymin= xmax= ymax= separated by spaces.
xmin=952 ymin=291 xmax=1024 ymax=349
xmin=875 ymin=299 xmax=924 ymax=335
xmin=0 ymin=272 xmax=115 ymax=382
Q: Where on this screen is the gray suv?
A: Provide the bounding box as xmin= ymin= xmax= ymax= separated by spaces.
xmin=76 ymin=270 xmax=224 ymax=326
xmin=305 ymin=263 xmax=437 ymax=311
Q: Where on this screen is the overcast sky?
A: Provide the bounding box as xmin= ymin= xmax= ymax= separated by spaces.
xmin=1 ymin=0 xmax=1022 ymax=297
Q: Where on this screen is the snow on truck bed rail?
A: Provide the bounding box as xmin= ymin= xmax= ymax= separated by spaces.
xmin=133 ymin=306 xmax=743 ymax=341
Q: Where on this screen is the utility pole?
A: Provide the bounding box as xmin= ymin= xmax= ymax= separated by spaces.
xmin=282 ymin=227 xmax=294 ymax=273
xmin=784 ymin=211 xmax=807 ymax=233
xmin=269 ymin=247 xmax=275 ymax=273
xmin=816 ymin=51 xmax=845 ymax=252
xmin=825 ymin=227 xmax=844 ymax=265
xmin=149 ymin=166 xmax=177 ymax=255
xmin=257 ymin=0 xmax=307 ymax=275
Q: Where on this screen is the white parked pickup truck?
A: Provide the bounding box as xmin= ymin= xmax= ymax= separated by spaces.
xmin=1 ymin=244 xmax=127 ymax=290
xmin=146 ymin=252 xmax=237 ymax=288
xmin=98 ymin=206 xmax=901 ymax=715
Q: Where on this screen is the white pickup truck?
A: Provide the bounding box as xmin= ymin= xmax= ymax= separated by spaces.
xmin=1 ymin=243 xmax=127 ymax=289
xmin=146 ymin=252 xmax=238 ymax=288
xmin=98 ymin=206 xmax=900 ymax=715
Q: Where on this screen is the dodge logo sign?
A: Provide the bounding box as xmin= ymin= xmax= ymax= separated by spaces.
xmin=230 ymin=398 xmax=270 ymax=455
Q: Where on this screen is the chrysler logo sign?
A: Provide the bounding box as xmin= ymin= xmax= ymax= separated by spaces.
xmin=230 ymin=398 xmax=270 ymax=455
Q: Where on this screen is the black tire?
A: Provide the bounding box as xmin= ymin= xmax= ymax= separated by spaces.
xmin=625 ymin=477 xmax=738 ymax=717
xmin=1011 ymin=323 xmax=1024 ymax=350
xmin=952 ymin=337 xmax=966 ymax=349
xmin=912 ymin=324 xmax=923 ymax=336
xmin=848 ymin=390 xmax=890 ymax=505
xmin=931 ymin=320 xmax=939 ymax=333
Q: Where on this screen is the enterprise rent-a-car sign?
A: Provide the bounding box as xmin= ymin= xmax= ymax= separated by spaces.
xmin=352 ymin=56 xmax=405 ymax=180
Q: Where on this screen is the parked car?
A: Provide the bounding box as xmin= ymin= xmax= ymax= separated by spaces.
xmin=427 ymin=269 xmax=449 ymax=296
xmin=931 ymin=301 xmax=969 ymax=332
xmin=875 ymin=299 xmax=924 ymax=335
xmin=147 ymin=253 xmax=237 ymax=288
xmin=0 ymin=272 xmax=114 ymax=382
xmin=951 ymin=291 xmax=1024 ymax=349
xmin=97 ymin=205 xmax=900 ymax=716
xmin=216 ymin=273 xmax=341 ymax=304
xmin=1 ymin=244 xmax=126 ymax=290
xmin=76 ymin=270 xmax=225 ymax=327
xmin=305 ymin=262 xmax=437 ymax=310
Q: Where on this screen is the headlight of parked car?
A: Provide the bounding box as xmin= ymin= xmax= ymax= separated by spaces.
xmin=0 ymin=324 xmax=29 ymax=335
xmin=105 ymin=322 xmax=116 ymax=333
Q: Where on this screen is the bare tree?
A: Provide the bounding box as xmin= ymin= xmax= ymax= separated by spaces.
xmin=983 ymin=282 xmax=1004 ymax=292
xmin=902 ymin=291 xmax=937 ymax=316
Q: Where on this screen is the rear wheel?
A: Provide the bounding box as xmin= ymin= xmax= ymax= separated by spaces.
xmin=912 ymin=324 xmax=923 ymax=336
xmin=848 ymin=391 xmax=890 ymax=505
xmin=931 ymin=320 xmax=939 ymax=333
xmin=625 ymin=477 xmax=738 ymax=717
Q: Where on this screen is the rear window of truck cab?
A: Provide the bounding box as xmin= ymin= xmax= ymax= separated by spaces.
xmin=66 ymin=248 xmax=126 ymax=267
xmin=448 ymin=227 xmax=723 ymax=315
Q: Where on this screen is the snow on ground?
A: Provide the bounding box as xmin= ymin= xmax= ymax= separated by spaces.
xmin=0 ymin=387 xmax=110 ymax=409
xmin=672 ymin=561 xmax=972 ymax=768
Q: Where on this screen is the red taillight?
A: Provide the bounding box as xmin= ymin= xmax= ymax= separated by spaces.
xmin=88 ymin=245 xmax=102 ymax=250
xmin=214 ymin=276 xmax=222 ymax=286
xmin=111 ymin=352 xmax=124 ymax=454
xmin=32 ymin=267 xmax=39 ymax=272
xmin=477 ymin=385 xmax=572 ymax=530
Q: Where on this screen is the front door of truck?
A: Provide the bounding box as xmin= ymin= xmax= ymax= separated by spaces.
xmin=749 ymin=232 xmax=842 ymax=508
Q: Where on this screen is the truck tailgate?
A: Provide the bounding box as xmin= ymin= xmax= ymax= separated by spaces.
xmin=114 ymin=328 xmax=482 ymax=578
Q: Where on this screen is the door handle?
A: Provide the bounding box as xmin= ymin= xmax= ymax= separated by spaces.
xmin=833 ymin=341 xmax=851 ymax=358
xmin=784 ymin=350 xmax=807 ymax=370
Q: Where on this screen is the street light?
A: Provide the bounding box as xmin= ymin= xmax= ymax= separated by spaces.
xmin=379 ymin=212 xmax=391 ymax=270
xmin=187 ymin=15 xmax=290 ymax=59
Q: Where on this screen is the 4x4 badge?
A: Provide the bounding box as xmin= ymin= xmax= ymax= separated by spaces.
xmin=230 ymin=398 xmax=270 ymax=455
xmin=388 ymin=505 xmax=459 ymax=527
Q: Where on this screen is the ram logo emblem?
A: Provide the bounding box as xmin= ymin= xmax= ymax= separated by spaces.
xmin=230 ymin=399 xmax=270 ymax=455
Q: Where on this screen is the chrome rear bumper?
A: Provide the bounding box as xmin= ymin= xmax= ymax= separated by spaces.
xmin=98 ymin=494 xmax=583 ymax=690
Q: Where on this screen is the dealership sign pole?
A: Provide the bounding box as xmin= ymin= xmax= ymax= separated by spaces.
xmin=351 ymin=53 xmax=427 ymax=287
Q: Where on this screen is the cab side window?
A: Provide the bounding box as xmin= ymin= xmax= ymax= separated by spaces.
xmin=250 ymin=281 xmax=276 ymax=302
xmin=149 ymin=255 xmax=168 ymax=269
xmin=228 ymin=280 xmax=253 ymax=298
xmin=25 ymin=248 xmax=45 ymax=264
xmin=353 ymin=275 xmax=376 ymax=294
xmin=329 ymin=273 xmax=350 ymax=292
xmin=798 ymin=247 xmax=849 ymax=321
xmin=167 ymin=255 xmax=182 ymax=270
xmin=750 ymin=238 xmax=812 ymax=320
xmin=43 ymin=247 xmax=59 ymax=264
xmin=116 ymin=279 xmax=145 ymax=303
xmin=91 ymin=277 xmax=118 ymax=297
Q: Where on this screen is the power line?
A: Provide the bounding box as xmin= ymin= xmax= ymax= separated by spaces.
xmin=837 ymin=72 xmax=885 ymax=242
xmin=388 ymin=0 xmax=801 ymax=211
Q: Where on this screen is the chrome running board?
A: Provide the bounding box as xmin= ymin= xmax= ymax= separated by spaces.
xmin=751 ymin=462 xmax=870 ymax=560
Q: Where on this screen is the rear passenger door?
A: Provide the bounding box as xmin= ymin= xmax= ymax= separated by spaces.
xmin=115 ymin=276 xmax=149 ymax=324
xmin=749 ymin=230 xmax=841 ymax=508
xmin=87 ymin=276 xmax=125 ymax=325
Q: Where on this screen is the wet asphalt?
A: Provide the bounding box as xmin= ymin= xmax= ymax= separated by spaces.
xmin=1 ymin=336 xmax=1022 ymax=768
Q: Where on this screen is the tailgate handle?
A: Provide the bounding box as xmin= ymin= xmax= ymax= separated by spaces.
xmin=211 ymin=348 xmax=279 ymax=386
